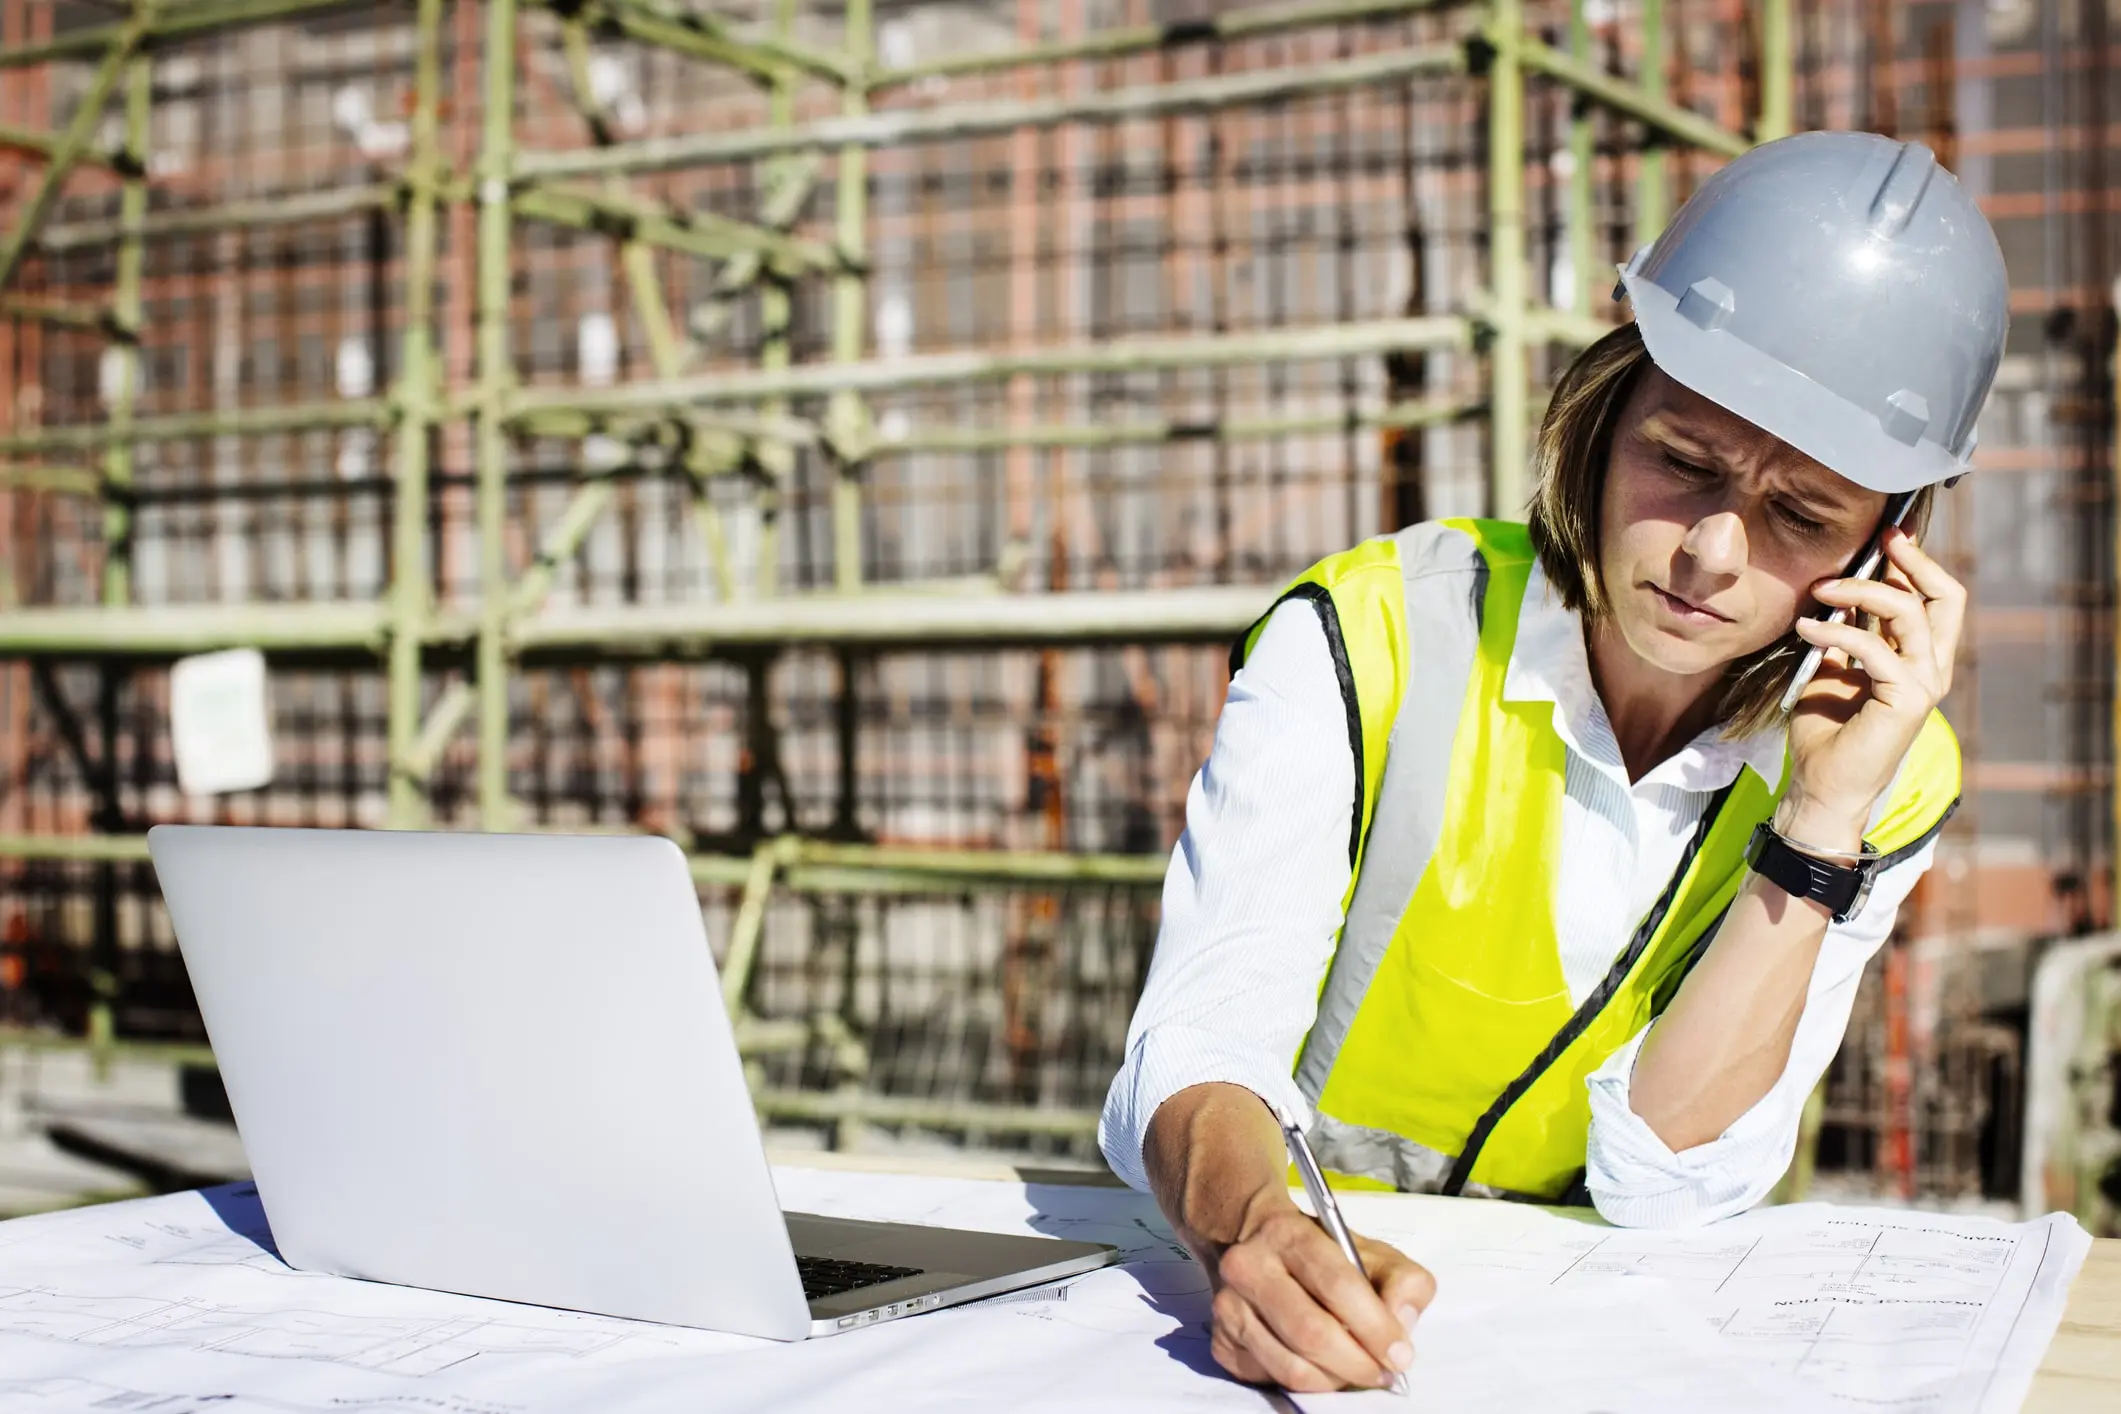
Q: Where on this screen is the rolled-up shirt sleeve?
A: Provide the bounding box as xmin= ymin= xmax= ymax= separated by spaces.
xmin=1583 ymin=836 xmax=1938 ymax=1227
xmin=1097 ymin=602 xmax=1355 ymax=1192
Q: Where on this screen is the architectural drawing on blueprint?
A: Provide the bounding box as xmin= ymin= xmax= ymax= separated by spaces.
xmin=0 ymin=1375 xmax=517 ymax=1414
xmin=0 ymin=1283 xmax=705 ymax=1378
xmin=1369 ymin=1206 xmax=2087 ymax=1414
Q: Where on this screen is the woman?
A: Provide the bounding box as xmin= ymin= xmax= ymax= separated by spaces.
xmin=1099 ymin=131 xmax=2009 ymax=1392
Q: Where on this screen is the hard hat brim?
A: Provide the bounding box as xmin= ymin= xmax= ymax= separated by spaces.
xmin=1619 ymin=267 xmax=1970 ymax=496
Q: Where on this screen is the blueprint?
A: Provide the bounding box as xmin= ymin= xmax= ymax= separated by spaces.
xmin=0 ymin=1167 xmax=2091 ymax=1413
xmin=1322 ymin=1189 xmax=2091 ymax=1414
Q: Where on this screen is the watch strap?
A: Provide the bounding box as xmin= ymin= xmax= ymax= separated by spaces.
xmin=1745 ymin=822 xmax=1879 ymax=925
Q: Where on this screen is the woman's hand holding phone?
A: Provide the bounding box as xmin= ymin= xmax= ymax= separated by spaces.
xmin=1780 ymin=525 xmax=1967 ymax=848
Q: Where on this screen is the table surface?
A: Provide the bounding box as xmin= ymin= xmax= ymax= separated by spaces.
xmin=2028 ymin=1230 xmax=2121 ymax=1413
xmin=765 ymin=1148 xmax=2121 ymax=1413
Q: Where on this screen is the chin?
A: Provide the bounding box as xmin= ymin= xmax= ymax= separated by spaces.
xmin=1619 ymin=617 xmax=1743 ymax=678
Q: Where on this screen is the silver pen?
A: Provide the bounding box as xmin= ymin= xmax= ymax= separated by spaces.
xmin=1271 ymin=1102 xmax=1411 ymax=1397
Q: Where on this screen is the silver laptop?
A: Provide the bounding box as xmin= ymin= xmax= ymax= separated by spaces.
xmin=147 ymin=825 xmax=1117 ymax=1340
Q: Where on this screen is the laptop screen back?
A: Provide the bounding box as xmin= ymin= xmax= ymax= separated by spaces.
xmin=148 ymin=825 xmax=812 ymax=1338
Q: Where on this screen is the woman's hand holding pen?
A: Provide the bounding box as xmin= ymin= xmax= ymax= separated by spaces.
xmin=1206 ymin=1191 xmax=1432 ymax=1392
xmin=1142 ymin=1081 xmax=1435 ymax=1393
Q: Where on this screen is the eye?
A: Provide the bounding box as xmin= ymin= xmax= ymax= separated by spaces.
xmin=1660 ymin=451 xmax=1715 ymax=481
xmin=1773 ymin=500 xmax=1827 ymax=536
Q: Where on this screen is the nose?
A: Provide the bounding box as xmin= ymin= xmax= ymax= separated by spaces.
xmin=1680 ymin=510 xmax=1748 ymax=577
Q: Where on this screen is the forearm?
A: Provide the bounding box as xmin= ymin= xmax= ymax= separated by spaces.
xmin=1628 ymin=796 xmax=1861 ymax=1151
xmin=1143 ymin=1081 xmax=1295 ymax=1268
xmin=1145 ymin=1083 xmax=1294 ymax=1264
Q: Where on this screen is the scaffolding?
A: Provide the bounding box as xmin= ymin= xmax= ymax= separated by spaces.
xmin=0 ymin=0 xmax=2075 ymax=1185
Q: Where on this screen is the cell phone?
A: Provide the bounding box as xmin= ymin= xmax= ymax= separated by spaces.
xmin=1777 ymin=489 xmax=1921 ymax=715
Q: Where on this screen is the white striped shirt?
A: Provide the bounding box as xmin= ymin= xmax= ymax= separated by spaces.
xmin=1099 ymin=560 xmax=1932 ymax=1228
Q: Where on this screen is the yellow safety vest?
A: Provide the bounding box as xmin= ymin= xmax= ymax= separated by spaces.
xmin=1234 ymin=519 xmax=1960 ymax=1202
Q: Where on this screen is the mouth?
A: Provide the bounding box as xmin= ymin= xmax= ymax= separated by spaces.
xmin=1648 ymin=584 xmax=1732 ymax=625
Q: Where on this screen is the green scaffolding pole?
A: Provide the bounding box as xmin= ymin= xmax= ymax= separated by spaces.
xmin=870 ymin=0 xmax=1444 ymax=88
xmin=571 ymin=0 xmax=852 ymax=87
xmin=475 ymin=0 xmax=520 ymax=829
xmin=80 ymin=53 xmax=153 ymax=1079
xmin=1510 ymin=33 xmax=1745 ymax=159
xmin=38 ymin=184 xmax=398 ymax=251
xmin=1633 ymin=0 xmax=1668 ymax=246
xmin=0 ymin=2 xmax=155 ymax=295
xmin=0 ymin=0 xmax=350 ymax=67
xmin=1487 ymin=0 xmax=1528 ymax=518
xmin=0 ymin=121 xmax=129 ymax=172
xmin=1756 ymin=0 xmax=1793 ymax=142
xmin=512 ymin=315 xmax=1473 ymax=415
xmin=754 ymin=0 xmax=800 ymax=597
xmin=831 ymin=0 xmax=871 ymax=593
xmin=1566 ymin=0 xmax=1594 ymax=321
xmin=0 ymin=398 xmax=393 ymax=456
xmin=515 ymin=44 xmax=1469 ymax=179
xmin=101 ymin=59 xmax=151 ymax=611
xmin=386 ymin=0 xmax=447 ymax=829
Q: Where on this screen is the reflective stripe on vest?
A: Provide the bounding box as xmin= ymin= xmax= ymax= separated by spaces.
xmin=1234 ymin=519 xmax=1962 ymax=1201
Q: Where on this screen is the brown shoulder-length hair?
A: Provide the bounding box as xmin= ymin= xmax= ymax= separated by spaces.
xmin=1523 ymin=321 xmax=1936 ymax=739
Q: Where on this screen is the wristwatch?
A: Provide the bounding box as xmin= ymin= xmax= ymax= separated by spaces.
xmin=1744 ymin=822 xmax=1880 ymax=924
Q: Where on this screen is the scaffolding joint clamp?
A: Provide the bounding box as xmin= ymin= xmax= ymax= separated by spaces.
xmin=587 ymin=205 xmax=639 ymax=241
xmin=1462 ymin=33 xmax=1498 ymax=79
xmin=1160 ymin=17 xmax=1220 ymax=48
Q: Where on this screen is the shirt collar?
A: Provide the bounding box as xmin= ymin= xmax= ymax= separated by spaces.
xmin=1501 ymin=560 xmax=1787 ymax=795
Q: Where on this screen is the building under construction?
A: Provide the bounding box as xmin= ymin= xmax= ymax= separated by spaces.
xmin=0 ymin=0 xmax=2117 ymax=1227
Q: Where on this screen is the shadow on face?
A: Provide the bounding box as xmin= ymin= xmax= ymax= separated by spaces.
xmin=1596 ymin=367 xmax=1890 ymax=684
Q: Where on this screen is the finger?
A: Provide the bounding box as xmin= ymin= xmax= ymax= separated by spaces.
xmin=1882 ymin=525 xmax=1963 ymax=605
xmin=1790 ymin=657 xmax=1870 ymax=724
xmin=1793 ymin=617 xmax=1925 ymax=701
xmin=1281 ymin=1232 xmax=1415 ymax=1380
xmin=1208 ymin=1303 xmax=1276 ymax=1386
xmin=1883 ymin=531 xmax=1966 ymax=677
xmin=1212 ymin=1287 xmax=1343 ymax=1392
xmin=1240 ymin=1250 xmax=1396 ymax=1389
xmin=1812 ymin=577 xmax=1933 ymax=667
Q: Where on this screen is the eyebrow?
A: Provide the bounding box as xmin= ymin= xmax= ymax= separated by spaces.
xmin=1774 ymin=472 xmax=1863 ymax=519
xmin=1641 ymin=413 xmax=1864 ymax=519
xmin=1637 ymin=413 xmax=1720 ymax=463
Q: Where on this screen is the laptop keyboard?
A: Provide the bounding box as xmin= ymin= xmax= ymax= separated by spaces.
xmin=796 ymin=1255 xmax=925 ymax=1300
